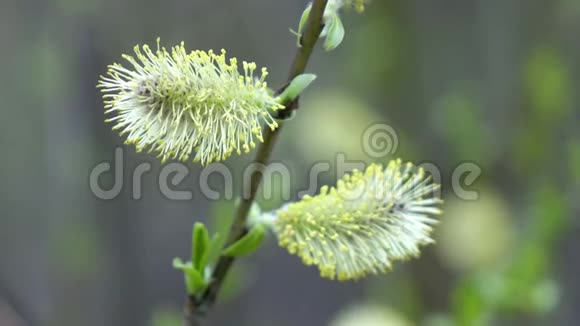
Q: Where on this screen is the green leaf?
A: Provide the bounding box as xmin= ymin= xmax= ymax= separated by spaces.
xmin=277 ymin=74 xmax=317 ymax=104
xmin=296 ymin=4 xmax=312 ymax=46
xmin=192 ymin=223 xmax=210 ymax=272
xmin=208 ymin=232 xmax=225 ymax=267
xmin=172 ymin=257 xmax=206 ymax=295
xmin=184 ymin=268 xmax=206 ymax=295
xmin=248 ymin=202 xmax=262 ymax=223
xmin=207 ymin=200 xmax=236 ymax=265
xmin=172 ymin=257 xmax=188 ymax=270
xmin=222 ymin=224 xmax=266 ymax=257
xmin=324 ymin=14 xmax=345 ymax=51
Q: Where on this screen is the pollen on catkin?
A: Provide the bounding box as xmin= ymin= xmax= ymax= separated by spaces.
xmin=273 ymin=159 xmax=442 ymax=281
xmin=97 ymin=39 xmax=284 ymax=165
xmin=345 ymin=0 xmax=367 ymax=13
xmin=326 ymin=0 xmax=368 ymax=14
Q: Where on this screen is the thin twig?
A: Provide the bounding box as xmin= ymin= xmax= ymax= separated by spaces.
xmin=183 ymin=297 xmax=202 ymax=326
xmin=183 ymin=0 xmax=329 ymax=324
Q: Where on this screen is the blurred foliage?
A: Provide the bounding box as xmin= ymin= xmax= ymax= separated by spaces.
xmin=434 ymin=88 xmax=492 ymax=166
xmin=525 ymin=47 xmax=572 ymax=123
xmin=451 ymin=184 xmax=568 ymax=325
xmin=514 ymin=46 xmax=573 ymax=178
xmin=150 ymin=306 xmax=181 ymax=326
xmin=568 ymin=139 xmax=580 ymax=188
xmin=344 ymin=2 xmax=403 ymax=93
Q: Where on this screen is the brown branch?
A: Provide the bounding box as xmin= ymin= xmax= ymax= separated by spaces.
xmin=183 ymin=297 xmax=202 ymax=326
xmin=183 ymin=0 xmax=329 ymax=324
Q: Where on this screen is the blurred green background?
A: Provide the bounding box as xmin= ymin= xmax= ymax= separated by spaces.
xmin=0 ymin=0 xmax=579 ymax=325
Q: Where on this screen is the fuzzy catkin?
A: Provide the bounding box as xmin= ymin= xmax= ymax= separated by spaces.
xmin=98 ymin=39 xmax=283 ymax=165
xmin=273 ymin=160 xmax=442 ymax=281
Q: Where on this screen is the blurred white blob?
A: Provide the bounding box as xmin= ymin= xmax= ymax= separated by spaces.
xmin=287 ymin=89 xmax=383 ymax=162
xmin=435 ymin=189 xmax=515 ymax=272
xmin=330 ymin=304 xmax=413 ymax=326
xmin=421 ymin=313 xmax=454 ymax=326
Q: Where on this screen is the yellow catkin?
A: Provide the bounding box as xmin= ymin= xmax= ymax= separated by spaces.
xmin=274 ymin=159 xmax=442 ymax=281
xmin=98 ymin=39 xmax=283 ymax=165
